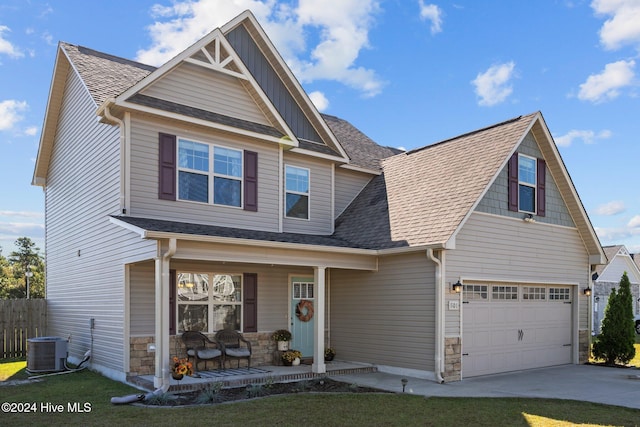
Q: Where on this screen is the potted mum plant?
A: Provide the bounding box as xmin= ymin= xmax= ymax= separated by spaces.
xmin=272 ymin=329 xmax=292 ymax=351
xmin=281 ymin=349 xmax=302 ymax=366
xmin=324 ymin=347 xmax=336 ymax=362
xmin=171 ymin=356 xmax=193 ymax=380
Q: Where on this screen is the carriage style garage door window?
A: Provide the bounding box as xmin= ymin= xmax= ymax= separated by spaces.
xmin=462 ymin=283 xmax=573 ymax=377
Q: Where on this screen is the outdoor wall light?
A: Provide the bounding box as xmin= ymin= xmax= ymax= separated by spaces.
xmin=452 ymin=280 xmax=462 ymax=293
xmin=583 ymin=287 xmax=592 ymax=296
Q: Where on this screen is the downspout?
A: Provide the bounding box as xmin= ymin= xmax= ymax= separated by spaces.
xmin=154 ymin=238 xmax=176 ymax=390
xmin=427 ymin=248 xmax=445 ymax=383
xmin=101 ymin=100 xmax=127 ymax=215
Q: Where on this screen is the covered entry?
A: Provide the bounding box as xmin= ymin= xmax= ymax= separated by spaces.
xmin=462 ymin=282 xmax=573 ymax=377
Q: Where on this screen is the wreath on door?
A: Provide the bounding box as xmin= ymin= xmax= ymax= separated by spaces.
xmin=296 ymin=300 xmax=314 ymax=322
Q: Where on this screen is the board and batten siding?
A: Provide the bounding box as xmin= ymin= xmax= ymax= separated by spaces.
xmin=140 ymin=62 xmax=270 ymax=126
xmin=282 ymin=152 xmax=333 ymax=235
xmin=45 ymin=69 xmax=156 ymax=378
xmin=334 ymin=167 xmax=373 ymax=218
xmin=330 ymin=252 xmax=436 ymax=373
xmin=128 ymin=116 xmax=280 ymax=231
xmin=446 ymin=212 xmax=590 ymax=336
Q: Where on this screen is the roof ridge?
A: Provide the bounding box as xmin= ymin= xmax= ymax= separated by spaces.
xmin=405 ymin=113 xmax=536 ymax=156
xmin=60 ymin=41 xmax=157 ymax=72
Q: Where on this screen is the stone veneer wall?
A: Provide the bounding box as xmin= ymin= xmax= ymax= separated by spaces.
xmin=579 ymin=329 xmax=590 ymax=364
xmin=443 ymin=337 xmax=461 ymax=382
xmin=129 ymin=332 xmax=276 ymax=376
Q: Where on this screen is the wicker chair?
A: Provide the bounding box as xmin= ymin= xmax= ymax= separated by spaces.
xmin=181 ymin=331 xmax=224 ymax=374
xmin=214 ymin=329 xmax=252 ymax=370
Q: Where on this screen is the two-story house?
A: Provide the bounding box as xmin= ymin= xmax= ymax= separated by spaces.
xmin=33 ymin=10 xmax=605 ymax=388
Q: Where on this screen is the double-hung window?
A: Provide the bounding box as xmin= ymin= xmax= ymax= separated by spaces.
xmin=177 ymin=138 xmax=242 ymax=207
xmin=177 ymin=272 xmax=243 ymax=333
xmin=285 ymin=165 xmax=309 ymax=219
xmin=508 ymin=152 xmax=546 ymax=216
xmin=518 ymin=154 xmax=536 ymax=213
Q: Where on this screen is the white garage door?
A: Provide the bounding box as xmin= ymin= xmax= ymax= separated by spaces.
xmin=462 ymin=283 xmax=573 ymax=378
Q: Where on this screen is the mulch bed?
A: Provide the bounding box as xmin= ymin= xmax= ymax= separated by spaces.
xmin=142 ymin=377 xmax=390 ymax=407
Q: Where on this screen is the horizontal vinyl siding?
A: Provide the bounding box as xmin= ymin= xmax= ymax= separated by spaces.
xmin=45 ymin=70 xmax=156 ymax=376
xmin=334 ymin=168 xmax=372 ymax=218
xmin=141 ymin=62 xmax=270 ymax=126
xmin=129 ymin=116 xmax=280 ymax=231
xmin=283 ymin=152 xmax=333 ymax=235
xmin=130 ymin=261 xmax=156 ymax=336
xmin=330 ymin=252 xmax=436 ymax=371
xmin=447 ymin=212 xmax=590 ymax=334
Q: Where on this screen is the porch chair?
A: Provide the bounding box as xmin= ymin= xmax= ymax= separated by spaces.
xmin=214 ymin=329 xmax=252 ymax=370
xmin=181 ymin=331 xmax=224 ymax=374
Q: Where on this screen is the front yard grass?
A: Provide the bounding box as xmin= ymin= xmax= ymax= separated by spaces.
xmin=1 ymin=360 xmax=640 ymax=426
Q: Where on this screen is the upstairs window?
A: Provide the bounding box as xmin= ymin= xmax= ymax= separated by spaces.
xmin=177 ymin=138 xmax=242 ymax=207
xmin=518 ymin=155 xmax=536 ymax=213
xmin=285 ymin=165 xmax=309 ymax=219
xmin=508 ymin=152 xmax=546 ymax=216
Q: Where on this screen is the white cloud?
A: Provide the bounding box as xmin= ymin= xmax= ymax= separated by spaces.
xmin=0 ymin=100 xmax=28 ymax=131
xmin=419 ymin=1 xmax=443 ymax=34
xmin=0 ymin=26 xmax=23 ymax=58
xmin=595 ymin=201 xmax=626 ymax=215
xmin=629 ymin=215 xmax=640 ymax=228
xmin=472 ymin=61 xmax=516 ymax=106
xmin=578 ymin=59 xmax=635 ymax=103
xmin=137 ymin=0 xmax=383 ymax=97
xmin=24 ymin=126 xmax=38 ymax=136
xmin=308 ymin=91 xmax=329 ymax=111
xmin=592 ymin=0 xmax=640 ymax=50
xmin=0 ymin=211 xmax=44 ymax=219
xmin=554 ymin=129 xmax=612 ymax=146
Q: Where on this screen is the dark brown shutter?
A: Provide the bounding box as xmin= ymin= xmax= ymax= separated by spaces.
xmin=244 ymin=151 xmax=258 ymax=211
xmin=243 ymin=273 xmax=258 ymax=332
xmin=159 ymin=133 xmax=177 ymax=200
xmin=507 ymin=153 xmax=519 ymax=212
xmin=537 ymin=158 xmax=546 ymax=217
xmin=169 ymin=269 xmax=176 ymax=335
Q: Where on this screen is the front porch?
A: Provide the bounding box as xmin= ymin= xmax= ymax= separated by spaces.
xmin=128 ymin=360 xmax=377 ymax=393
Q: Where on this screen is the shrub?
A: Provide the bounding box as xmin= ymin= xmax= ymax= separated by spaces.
xmin=592 ymin=272 xmax=636 ymax=365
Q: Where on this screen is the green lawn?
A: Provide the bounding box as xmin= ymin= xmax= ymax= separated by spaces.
xmin=1 ymin=360 xmax=640 ymax=427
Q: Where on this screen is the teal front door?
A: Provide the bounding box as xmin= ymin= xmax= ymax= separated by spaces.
xmin=290 ymin=276 xmax=315 ymax=357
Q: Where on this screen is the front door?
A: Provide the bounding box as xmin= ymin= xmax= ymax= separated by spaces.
xmin=290 ymin=276 xmax=315 ymax=357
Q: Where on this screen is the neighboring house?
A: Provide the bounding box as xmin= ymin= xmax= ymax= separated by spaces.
xmin=592 ymin=245 xmax=640 ymax=334
xmin=32 ymin=10 xmax=605 ymax=387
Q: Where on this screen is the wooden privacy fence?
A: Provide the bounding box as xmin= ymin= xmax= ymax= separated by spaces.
xmin=0 ymin=299 xmax=47 ymax=359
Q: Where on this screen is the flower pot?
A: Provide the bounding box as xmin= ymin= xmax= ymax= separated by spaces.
xmin=277 ymin=340 xmax=289 ymax=351
xmin=282 ymin=359 xmax=292 ymax=366
xmin=171 ymin=373 xmax=184 ymax=380
xmin=292 ymin=357 xmax=301 ymax=366
xmin=324 ymin=354 xmax=334 ymax=362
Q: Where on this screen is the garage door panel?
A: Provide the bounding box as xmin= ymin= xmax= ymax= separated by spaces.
xmin=462 ymin=284 xmax=573 ymax=378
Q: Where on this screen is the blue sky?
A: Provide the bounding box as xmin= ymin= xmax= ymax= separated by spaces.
xmin=0 ymin=0 xmax=639 ymax=256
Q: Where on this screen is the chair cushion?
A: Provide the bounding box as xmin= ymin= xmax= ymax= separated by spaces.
xmin=197 ymin=348 xmax=222 ymax=359
xmin=187 ymin=349 xmax=196 ymax=357
xmin=225 ymin=348 xmax=250 ymax=357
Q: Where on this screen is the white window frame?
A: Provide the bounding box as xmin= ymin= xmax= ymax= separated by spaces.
xmin=177 ymin=272 xmax=244 ymax=333
xmin=518 ymin=153 xmax=537 ymax=213
xmin=284 ymin=164 xmax=310 ymax=220
xmin=177 ymin=137 xmax=244 ymax=208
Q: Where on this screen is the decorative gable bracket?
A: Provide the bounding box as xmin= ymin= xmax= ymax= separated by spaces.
xmin=184 ymin=37 xmax=248 ymax=81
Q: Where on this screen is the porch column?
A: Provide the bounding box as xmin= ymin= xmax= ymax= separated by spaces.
xmin=154 ymin=239 xmax=175 ymax=389
xmin=312 ymin=266 xmax=326 ymax=374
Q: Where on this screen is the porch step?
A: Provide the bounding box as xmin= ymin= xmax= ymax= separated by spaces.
xmin=128 ymin=365 xmax=378 ymax=394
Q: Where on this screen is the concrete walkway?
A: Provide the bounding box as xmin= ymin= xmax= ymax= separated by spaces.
xmin=339 ymin=364 xmax=640 ymax=410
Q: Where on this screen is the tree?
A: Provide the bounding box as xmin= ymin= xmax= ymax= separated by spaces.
xmin=592 ymin=271 xmax=636 ymax=365
xmin=0 ymin=237 xmax=45 ymax=299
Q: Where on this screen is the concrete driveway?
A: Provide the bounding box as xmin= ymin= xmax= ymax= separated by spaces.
xmin=339 ymin=364 xmax=640 ymax=409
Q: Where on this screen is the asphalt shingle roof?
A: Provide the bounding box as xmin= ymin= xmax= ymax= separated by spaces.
xmin=112 ymin=216 xmax=367 ymax=249
xmin=334 ymin=114 xmax=537 ymax=248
